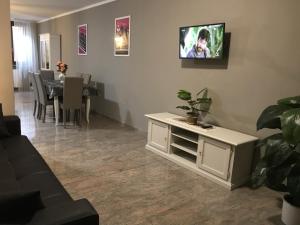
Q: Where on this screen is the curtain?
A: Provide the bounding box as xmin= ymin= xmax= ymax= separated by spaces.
xmin=13 ymin=21 xmax=39 ymax=91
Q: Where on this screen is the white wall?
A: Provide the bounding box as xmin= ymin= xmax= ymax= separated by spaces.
xmin=39 ymin=0 xmax=300 ymax=136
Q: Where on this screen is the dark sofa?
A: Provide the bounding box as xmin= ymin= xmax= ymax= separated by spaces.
xmin=0 ymin=116 xmax=99 ymax=225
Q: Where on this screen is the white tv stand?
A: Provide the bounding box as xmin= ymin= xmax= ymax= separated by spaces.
xmin=145 ymin=113 xmax=258 ymax=190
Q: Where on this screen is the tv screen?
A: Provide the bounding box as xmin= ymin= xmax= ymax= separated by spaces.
xmin=179 ymin=23 xmax=225 ymax=59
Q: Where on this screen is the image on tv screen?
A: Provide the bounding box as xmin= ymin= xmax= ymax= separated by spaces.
xmin=179 ymin=23 xmax=225 ymax=59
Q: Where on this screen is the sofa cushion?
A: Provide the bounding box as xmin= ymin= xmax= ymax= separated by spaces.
xmin=1 ymin=135 xmax=39 ymax=160
xmin=3 ymin=116 xmax=21 ymax=136
xmin=0 ymin=159 xmax=16 ymax=181
xmin=0 ymin=107 xmax=11 ymax=139
xmin=0 ymin=145 xmax=16 ymax=180
xmin=27 ymin=199 xmax=99 ymax=225
xmin=0 ymin=141 xmax=6 ymax=156
xmin=0 ymin=190 xmax=44 ymax=224
xmin=19 ymin=172 xmax=72 ymax=207
xmin=10 ymin=154 xmax=50 ymax=180
xmin=0 ymin=142 xmax=7 ymax=161
xmin=42 ymin=193 xmax=73 ymax=208
xmin=0 ymin=180 xmax=20 ymax=193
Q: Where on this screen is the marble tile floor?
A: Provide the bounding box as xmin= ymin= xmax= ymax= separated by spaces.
xmin=14 ymin=91 xmax=284 ymax=225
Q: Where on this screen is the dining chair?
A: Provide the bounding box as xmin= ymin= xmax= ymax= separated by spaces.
xmin=28 ymin=72 xmax=40 ymax=117
xmin=80 ymin=73 xmax=92 ymax=85
xmin=34 ymin=73 xmax=54 ymax=122
xmin=40 ymin=70 xmax=55 ymax=84
xmin=78 ymin=73 xmax=91 ymax=118
xmin=60 ymin=77 xmax=84 ymax=127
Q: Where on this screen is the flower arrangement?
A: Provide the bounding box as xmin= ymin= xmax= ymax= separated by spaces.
xmin=56 ymin=61 xmax=68 ymax=74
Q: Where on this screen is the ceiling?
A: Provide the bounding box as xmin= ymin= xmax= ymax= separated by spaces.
xmin=10 ymin=0 xmax=113 ymax=22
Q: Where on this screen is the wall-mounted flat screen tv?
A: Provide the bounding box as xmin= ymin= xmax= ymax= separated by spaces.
xmin=179 ymin=23 xmax=225 ymax=59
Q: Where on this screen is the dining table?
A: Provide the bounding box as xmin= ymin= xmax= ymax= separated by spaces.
xmin=46 ymin=80 xmax=98 ymax=125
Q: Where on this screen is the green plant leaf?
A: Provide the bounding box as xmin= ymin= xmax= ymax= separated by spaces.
xmin=198 ymin=98 xmax=212 ymax=112
xmin=266 ymin=163 xmax=291 ymax=192
xmin=187 ymin=100 xmax=197 ymax=106
xmin=278 ymin=96 xmax=300 ymax=108
xmin=264 ymin=137 xmax=294 ymax=167
xmin=177 ymin=90 xmax=191 ymax=101
xmin=254 ymin=96 xmax=300 ymax=198
xmin=252 ymin=133 xmax=294 ymax=189
xmin=176 ymin=106 xmax=190 ymax=111
xmin=252 ymin=156 xmax=290 ymax=192
xmin=257 ymin=105 xmax=292 ymax=130
xmin=197 ymin=88 xmax=208 ymax=99
xmin=281 ymin=108 xmax=300 ymax=144
xmin=287 ymin=164 xmax=300 ymax=206
xmin=295 ymin=144 xmax=300 ymax=153
xmin=251 ymin=160 xmax=267 ymax=188
xmin=197 ymin=97 xmax=211 ymax=102
xmin=259 ymin=133 xmax=283 ymax=145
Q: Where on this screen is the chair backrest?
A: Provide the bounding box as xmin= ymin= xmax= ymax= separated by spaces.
xmin=29 ymin=72 xmax=39 ymax=102
xmin=80 ymin=73 xmax=91 ymax=85
xmin=40 ymin=70 xmax=55 ymax=83
xmin=63 ymin=77 xmax=83 ymax=109
xmin=34 ymin=73 xmax=47 ymax=105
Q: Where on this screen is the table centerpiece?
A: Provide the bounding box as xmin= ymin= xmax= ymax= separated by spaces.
xmin=56 ymin=61 xmax=68 ymax=83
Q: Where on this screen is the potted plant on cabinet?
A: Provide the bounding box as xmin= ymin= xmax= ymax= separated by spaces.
xmin=251 ymin=96 xmax=300 ymax=225
xmin=176 ymin=88 xmax=212 ymax=125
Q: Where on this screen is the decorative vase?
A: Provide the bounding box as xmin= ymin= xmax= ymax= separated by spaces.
xmin=282 ymin=195 xmax=300 ymax=225
xmin=58 ymin=73 xmax=65 ymax=83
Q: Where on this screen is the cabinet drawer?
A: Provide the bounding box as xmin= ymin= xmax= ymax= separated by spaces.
xmin=148 ymin=120 xmax=169 ymax=153
xmin=198 ymin=137 xmax=232 ymax=180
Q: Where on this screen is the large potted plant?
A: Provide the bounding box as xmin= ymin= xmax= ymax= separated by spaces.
xmin=251 ymin=96 xmax=300 ymax=225
xmin=176 ymin=88 xmax=212 ymax=125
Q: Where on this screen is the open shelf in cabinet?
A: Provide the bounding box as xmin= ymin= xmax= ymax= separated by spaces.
xmin=171 ymin=140 xmax=197 ymax=156
xmin=171 ymin=147 xmax=197 ymax=165
xmin=171 ymin=127 xmax=198 ymax=144
xmin=171 ymin=127 xmax=198 ymax=157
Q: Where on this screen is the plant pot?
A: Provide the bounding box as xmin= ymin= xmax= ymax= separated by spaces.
xmin=186 ymin=116 xmax=198 ymax=125
xmin=282 ymin=195 xmax=300 ymax=225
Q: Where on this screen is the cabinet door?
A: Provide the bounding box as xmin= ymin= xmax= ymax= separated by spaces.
xmin=198 ymin=137 xmax=232 ymax=180
xmin=148 ymin=120 xmax=169 ymax=153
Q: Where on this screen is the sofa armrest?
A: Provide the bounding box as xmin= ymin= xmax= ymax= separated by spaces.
xmin=3 ymin=116 xmax=21 ymax=136
xmin=27 ymin=199 xmax=99 ymax=225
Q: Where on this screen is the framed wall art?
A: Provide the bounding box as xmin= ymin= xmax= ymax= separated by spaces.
xmin=114 ymin=16 xmax=130 ymax=56
xmin=78 ymin=24 xmax=87 ymax=55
